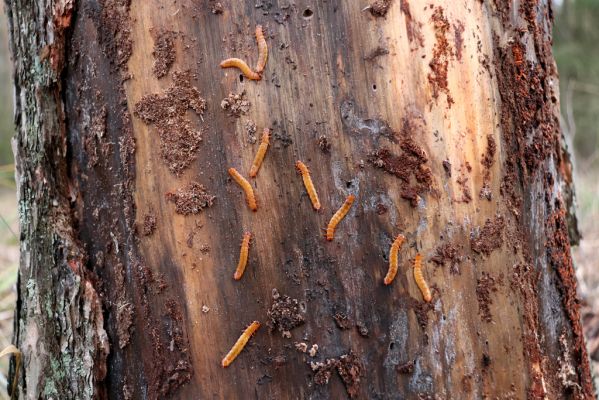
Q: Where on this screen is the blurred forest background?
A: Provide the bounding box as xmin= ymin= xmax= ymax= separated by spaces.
xmin=0 ymin=1 xmax=598 ymax=397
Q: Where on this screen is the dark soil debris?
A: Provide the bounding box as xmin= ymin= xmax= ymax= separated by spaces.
xmin=368 ymin=126 xmax=432 ymax=207
xmin=471 ymin=215 xmax=505 ymax=255
xmin=116 ymin=302 xmax=134 ymax=349
xmin=166 ymin=182 xmax=215 ymax=215
xmin=142 ymin=213 xmax=157 ymax=236
xmin=442 ymin=159 xmax=452 ymax=177
xmin=400 ymin=0 xmax=425 ymax=50
xmin=397 ymin=360 xmax=414 ymax=374
xmin=267 ymin=289 xmax=305 ymax=336
xmin=364 ymin=46 xmax=390 ymax=61
xmin=476 ymin=272 xmax=499 ymax=323
xmin=430 ymin=243 xmax=461 ymax=274
xmin=375 ymin=203 xmax=388 ymax=215
xmin=221 ymin=91 xmax=250 ymax=117
xmin=369 ymin=0 xmax=393 ymax=17
xmin=428 ymin=7 xmax=454 ymax=107
xmin=152 ymin=29 xmax=176 ymax=79
xmin=318 ymin=135 xmax=331 ymax=154
xmin=312 ymin=352 xmax=364 ymax=398
xmin=134 ymin=71 xmax=206 ymax=175
xmin=333 ymin=312 xmax=352 ymax=330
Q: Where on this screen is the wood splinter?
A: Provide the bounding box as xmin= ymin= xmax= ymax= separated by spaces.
xmin=222 ymin=321 xmax=261 ymax=367
xmin=233 ymin=232 xmax=252 ymax=280
xmin=228 ymin=167 xmax=258 ymax=211
xmin=326 ymin=194 xmax=355 ymax=241
xmin=413 ymin=253 xmax=432 ymax=302
xmin=384 ymin=233 xmax=405 ymax=285
xmin=296 ymin=160 xmax=321 ymax=210
xmin=249 ymin=128 xmax=270 ymax=178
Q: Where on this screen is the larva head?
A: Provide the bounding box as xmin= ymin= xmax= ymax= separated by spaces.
xmin=262 ymin=128 xmax=270 ymax=143
xmin=347 ymin=194 xmax=356 ymax=203
xmin=414 ymin=253 xmax=422 ymax=266
xmin=256 ymin=25 xmax=264 ymax=36
xmin=295 ymin=160 xmax=308 ymax=174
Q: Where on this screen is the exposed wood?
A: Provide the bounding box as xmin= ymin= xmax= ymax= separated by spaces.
xmin=6 ymin=0 xmax=592 ymax=399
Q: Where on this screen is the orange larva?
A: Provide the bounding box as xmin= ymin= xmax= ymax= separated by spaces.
xmin=228 ymin=167 xmax=258 ymax=211
xmin=222 ymin=321 xmax=261 ymax=367
xmin=255 ymin=25 xmax=268 ymax=73
xmin=220 ymin=58 xmax=262 ymax=81
xmin=384 ymin=234 xmax=406 ymax=285
xmin=413 ymin=254 xmax=432 ymax=302
xmin=233 ymin=232 xmax=252 ymax=280
xmin=326 ymin=194 xmax=355 ymax=241
xmin=296 ymin=161 xmax=321 ymax=210
xmin=249 ymin=128 xmax=270 ymax=178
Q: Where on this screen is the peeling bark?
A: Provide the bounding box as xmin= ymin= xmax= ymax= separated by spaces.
xmin=6 ymin=0 xmax=591 ymax=399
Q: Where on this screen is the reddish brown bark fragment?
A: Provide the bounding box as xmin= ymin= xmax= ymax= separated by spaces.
xmin=165 ymin=182 xmax=215 ymax=215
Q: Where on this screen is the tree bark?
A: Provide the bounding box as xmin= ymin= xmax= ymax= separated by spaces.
xmin=5 ymin=0 xmax=592 ymax=399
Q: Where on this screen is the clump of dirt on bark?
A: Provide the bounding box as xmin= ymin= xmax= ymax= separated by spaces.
xmin=166 ymin=182 xmax=215 ymax=215
xmin=479 ymin=134 xmax=497 ymax=201
xmin=142 ymin=213 xmax=157 ymax=236
xmin=311 ymin=352 xmax=365 ymax=398
xmin=318 ymin=135 xmax=331 ymax=154
xmin=368 ymin=120 xmax=433 ymax=207
xmin=84 ymin=106 xmax=109 ymax=168
xmin=267 ymin=289 xmax=305 ymax=337
xmin=364 ymin=46 xmax=390 ymax=61
xmin=134 ymin=71 xmax=206 ymax=175
xmin=117 ymin=302 xmax=135 ymax=349
xmin=412 ymin=299 xmax=434 ymax=330
xmin=368 ymin=0 xmax=393 ymax=17
xmin=221 ymin=91 xmax=250 ymax=117
xmin=399 ymin=0 xmax=424 ymax=50
xmin=245 ymin=120 xmax=257 ymax=143
xmin=455 ymin=163 xmax=472 ymax=203
xmin=115 ymin=263 xmax=134 ymax=349
xmin=99 ymin=0 xmax=133 ymax=73
xmin=333 ymin=312 xmax=352 ymax=330
xmin=476 ymin=272 xmax=499 ymax=323
xmin=397 ymin=360 xmax=415 ymax=374
xmin=453 ymin=21 xmax=465 ymax=61
xmin=152 ymin=29 xmax=176 ymax=78
xmin=430 ymin=242 xmax=461 ymax=274
xmin=470 ymin=215 xmax=505 ymax=255
xmin=428 ymin=6 xmax=454 ymax=107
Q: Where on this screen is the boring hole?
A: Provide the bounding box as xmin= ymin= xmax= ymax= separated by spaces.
xmin=372 ymin=84 xmax=377 ymax=91
xmin=303 ymin=8 xmax=314 ymax=19
xmin=239 ymin=74 xmax=244 ymax=82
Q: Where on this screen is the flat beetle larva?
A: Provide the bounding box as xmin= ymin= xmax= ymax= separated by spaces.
xmin=233 ymin=232 xmax=252 ymax=280
xmin=228 ymin=167 xmax=258 ymax=211
xmin=296 ymin=161 xmax=321 ymax=210
xmin=384 ymin=234 xmax=405 ymax=285
xmin=221 ymin=321 xmax=261 ymax=367
xmin=255 ymin=25 xmax=268 ymax=73
xmin=326 ymin=194 xmax=355 ymax=241
xmin=220 ymin=58 xmax=262 ymax=81
xmin=413 ymin=254 xmax=432 ymax=302
xmin=249 ymin=128 xmax=270 ymax=178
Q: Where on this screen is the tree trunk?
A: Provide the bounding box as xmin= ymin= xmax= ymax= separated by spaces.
xmin=5 ymin=0 xmax=592 ymax=398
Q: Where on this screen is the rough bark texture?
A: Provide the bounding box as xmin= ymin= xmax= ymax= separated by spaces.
xmin=6 ymin=0 xmax=592 ymax=399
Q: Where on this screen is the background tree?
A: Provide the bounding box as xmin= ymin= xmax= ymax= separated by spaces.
xmin=4 ymin=0 xmax=594 ymax=398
